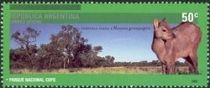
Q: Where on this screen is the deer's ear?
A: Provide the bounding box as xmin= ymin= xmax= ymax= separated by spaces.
xmin=153 ymin=19 xmax=159 ymax=29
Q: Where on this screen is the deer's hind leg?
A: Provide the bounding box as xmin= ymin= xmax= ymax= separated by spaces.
xmin=189 ymin=51 xmax=198 ymax=74
xmin=184 ymin=56 xmax=194 ymax=73
xmin=185 ymin=52 xmax=198 ymax=74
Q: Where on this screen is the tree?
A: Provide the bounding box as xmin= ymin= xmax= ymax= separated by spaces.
xmin=10 ymin=25 xmax=116 ymax=70
xmin=79 ymin=45 xmax=104 ymax=67
xmin=150 ymin=60 xmax=160 ymax=66
xmin=104 ymin=55 xmax=115 ymax=66
xmin=10 ymin=48 xmax=28 ymax=69
xmin=12 ymin=27 xmax=40 ymax=49
xmin=50 ymin=25 xmax=88 ymax=68
xmin=93 ymin=46 xmax=103 ymax=53
xmin=11 ymin=27 xmax=40 ymax=69
xmin=138 ymin=61 xmax=148 ymax=66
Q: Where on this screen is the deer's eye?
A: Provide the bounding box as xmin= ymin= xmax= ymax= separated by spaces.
xmin=162 ymin=29 xmax=166 ymax=32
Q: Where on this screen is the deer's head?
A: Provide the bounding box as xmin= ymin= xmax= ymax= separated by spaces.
xmin=153 ymin=19 xmax=175 ymax=40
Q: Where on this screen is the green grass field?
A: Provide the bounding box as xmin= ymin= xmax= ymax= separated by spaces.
xmin=11 ymin=66 xmax=189 ymax=74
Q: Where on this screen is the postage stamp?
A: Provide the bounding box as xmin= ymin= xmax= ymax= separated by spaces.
xmin=1 ymin=2 xmax=209 ymax=87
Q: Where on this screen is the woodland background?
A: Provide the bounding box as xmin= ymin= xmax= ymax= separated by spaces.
xmin=10 ymin=25 xmax=187 ymax=74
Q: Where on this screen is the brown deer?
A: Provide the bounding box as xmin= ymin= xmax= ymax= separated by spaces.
xmin=152 ymin=19 xmax=201 ymax=74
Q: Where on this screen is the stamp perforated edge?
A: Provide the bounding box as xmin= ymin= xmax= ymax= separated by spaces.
xmin=207 ymin=1 xmax=210 ymax=88
xmin=0 ymin=1 xmax=209 ymax=88
xmin=1 ymin=1 xmax=4 ymax=88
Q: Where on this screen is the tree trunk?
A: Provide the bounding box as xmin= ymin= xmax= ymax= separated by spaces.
xmin=48 ymin=57 xmax=52 ymax=69
xmin=25 ymin=44 xmax=34 ymax=69
xmin=63 ymin=58 xmax=66 ymax=69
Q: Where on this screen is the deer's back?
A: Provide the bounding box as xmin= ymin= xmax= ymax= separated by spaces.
xmin=170 ymin=22 xmax=201 ymax=57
